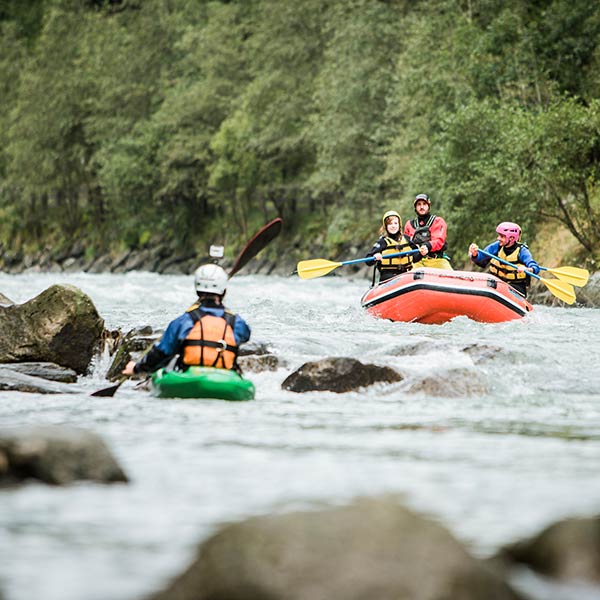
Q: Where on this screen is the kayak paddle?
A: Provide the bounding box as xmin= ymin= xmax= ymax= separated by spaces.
xmin=228 ymin=217 xmax=283 ymax=278
xmin=90 ymin=376 xmax=128 ymax=398
xmin=297 ymin=250 xmax=419 ymax=280
xmin=476 ymin=248 xmax=576 ymax=305
xmin=90 ymin=218 xmax=283 ymax=397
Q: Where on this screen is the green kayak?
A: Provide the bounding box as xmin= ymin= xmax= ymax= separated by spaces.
xmin=151 ymin=366 xmax=255 ymax=401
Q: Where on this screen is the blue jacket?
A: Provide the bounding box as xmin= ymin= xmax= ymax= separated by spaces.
xmin=135 ymin=304 xmax=250 ymax=373
xmin=471 ymin=241 xmax=540 ymax=274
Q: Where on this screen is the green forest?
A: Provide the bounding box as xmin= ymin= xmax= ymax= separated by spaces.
xmin=1 ymin=0 xmax=600 ymax=269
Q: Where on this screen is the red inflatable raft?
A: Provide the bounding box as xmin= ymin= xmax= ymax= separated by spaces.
xmin=360 ymin=267 xmax=533 ymax=324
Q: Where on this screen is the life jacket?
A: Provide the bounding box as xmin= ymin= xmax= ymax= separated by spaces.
xmin=409 ymin=215 xmax=447 ymax=257
xmin=379 ymin=235 xmax=414 ymax=274
xmin=181 ymin=308 xmax=238 ymax=369
xmin=489 ymin=243 xmax=528 ymax=282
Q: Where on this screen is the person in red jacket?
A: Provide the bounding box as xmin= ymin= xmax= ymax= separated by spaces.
xmin=403 ymin=193 xmax=453 ymax=270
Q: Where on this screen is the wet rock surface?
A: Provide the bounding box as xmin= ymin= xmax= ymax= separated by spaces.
xmin=498 ymin=514 xmax=600 ymax=583
xmin=282 ymin=356 xmax=403 ymax=393
xmin=149 ymin=496 xmax=523 ymax=600
xmin=0 ymin=284 xmax=104 ymax=374
xmin=0 ymin=425 xmax=128 ymax=486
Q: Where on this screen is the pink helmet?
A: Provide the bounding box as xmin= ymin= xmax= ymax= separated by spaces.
xmin=496 ymin=222 xmax=521 ymax=245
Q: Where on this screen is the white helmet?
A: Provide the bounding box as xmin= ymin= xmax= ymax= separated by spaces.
xmin=194 ymin=264 xmax=228 ymax=295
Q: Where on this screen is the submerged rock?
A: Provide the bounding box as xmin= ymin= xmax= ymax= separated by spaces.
xmin=0 ymin=284 xmax=104 ymax=374
xmin=406 ymin=368 xmax=488 ymax=397
xmin=2 ymin=362 xmax=77 ymax=383
xmin=282 ymin=356 xmax=402 ymax=393
xmin=498 ymin=515 xmax=600 ymax=583
xmin=0 ymin=367 xmax=78 ymax=394
xmin=0 ymin=425 xmax=128 ymax=486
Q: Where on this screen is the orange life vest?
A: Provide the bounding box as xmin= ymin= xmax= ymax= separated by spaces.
xmin=181 ymin=308 xmax=238 ymax=369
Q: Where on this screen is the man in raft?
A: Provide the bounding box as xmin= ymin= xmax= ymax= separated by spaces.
xmin=123 ymin=264 xmax=251 ymax=376
xmin=404 ymin=193 xmax=453 ymax=270
xmin=468 ymin=222 xmax=540 ymax=298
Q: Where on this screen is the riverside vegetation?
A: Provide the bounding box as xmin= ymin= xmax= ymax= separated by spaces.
xmin=1 ymin=0 xmax=600 ymax=273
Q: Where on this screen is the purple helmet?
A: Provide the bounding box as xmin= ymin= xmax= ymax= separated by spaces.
xmin=496 ymin=222 xmax=521 ymax=245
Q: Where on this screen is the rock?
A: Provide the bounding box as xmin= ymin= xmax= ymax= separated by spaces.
xmin=391 ymin=341 xmax=437 ymax=356
xmin=238 ymin=340 xmax=272 ymax=356
xmin=406 ymin=368 xmax=488 ymax=397
xmin=105 ymin=326 xmax=159 ymax=381
xmin=239 ymin=353 xmax=279 ymax=373
xmin=0 ymin=292 xmax=13 ymax=307
xmin=0 ymin=425 xmax=128 ymax=485
xmin=86 ymin=254 xmax=113 ymax=273
xmin=461 ymin=344 xmax=505 ymax=364
xmin=0 ymin=284 xmax=104 ymax=374
xmin=0 ymin=362 xmax=77 ymax=383
xmin=282 ymin=357 xmax=403 ymax=393
xmin=0 ymin=367 xmax=78 ymax=393
xmin=149 ymin=496 xmax=523 ymax=600
xmin=498 ymin=515 xmax=600 ymax=583
xmin=574 ymin=271 xmax=600 ymax=308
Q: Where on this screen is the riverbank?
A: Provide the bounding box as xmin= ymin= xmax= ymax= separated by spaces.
xmin=1 ymin=241 xmax=599 ymax=308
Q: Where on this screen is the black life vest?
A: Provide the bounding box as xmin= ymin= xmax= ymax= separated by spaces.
xmin=410 ymin=214 xmax=447 ymax=257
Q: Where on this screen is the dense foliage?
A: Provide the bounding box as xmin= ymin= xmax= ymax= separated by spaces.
xmin=1 ymin=0 xmax=599 ymax=265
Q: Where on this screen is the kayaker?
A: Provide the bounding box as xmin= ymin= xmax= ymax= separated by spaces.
xmin=403 ymin=193 xmax=453 ymax=270
xmin=366 ymin=210 xmax=418 ymax=282
xmin=468 ymin=222 xmax=540 ymax=298
xmin=122 ymin=264 xmax=250 ymax=375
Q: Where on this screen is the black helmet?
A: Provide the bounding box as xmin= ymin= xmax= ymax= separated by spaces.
xmin=414 ymin=193 xmax=431 ymax=208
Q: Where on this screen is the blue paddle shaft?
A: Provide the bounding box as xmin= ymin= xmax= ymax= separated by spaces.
xmin=342 ymin=250 xmax=420 ymax=267
xmin=477 ymin=248 xmax=540 ymax=281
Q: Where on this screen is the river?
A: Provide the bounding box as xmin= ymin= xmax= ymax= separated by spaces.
xmin=0 ymin=270 xmax=599 ymax=600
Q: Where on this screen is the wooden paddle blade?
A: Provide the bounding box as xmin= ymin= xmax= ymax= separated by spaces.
xmin=90 ymin=380 xmax=124 ymax=397
xmin=541 ymin=277 xmax=576 ymax=305
xmin=229 ymin=218 xmax=283 ymax=278
xmin=544 ymin=266 xmax=589 ymax=287
xmin=296 ymin=258 xmax=341 ymax=279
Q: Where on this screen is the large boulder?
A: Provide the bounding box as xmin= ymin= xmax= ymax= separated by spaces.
xmin=149 ymin=496 xmax=523 ymax=600
xmin=282 ymin=357 xmax=402 ymax=393
xmin=0 ymin=284 xmax=104 ymax=374
xmin=0 ymin=425 xmax=128 ymax=485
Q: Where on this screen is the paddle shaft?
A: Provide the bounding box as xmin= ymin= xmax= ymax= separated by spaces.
xmin=296 ymin=250 xmax=420 ymax=279
xmin=477 ymin=248 xmax=541 ymax=280
xmin=476 ymin=248 xmax=575 ymax=304
xmin=342 ymin=250 xmax=419 ymax=268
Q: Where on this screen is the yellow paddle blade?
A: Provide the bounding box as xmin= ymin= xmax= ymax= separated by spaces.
xmin=296 ymin=258 xmax=342 ymax=279
xmin=544 ymin=266 xmax=589 ymax=287
xmin=540 ymin=277 xmax=576 ymax=305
